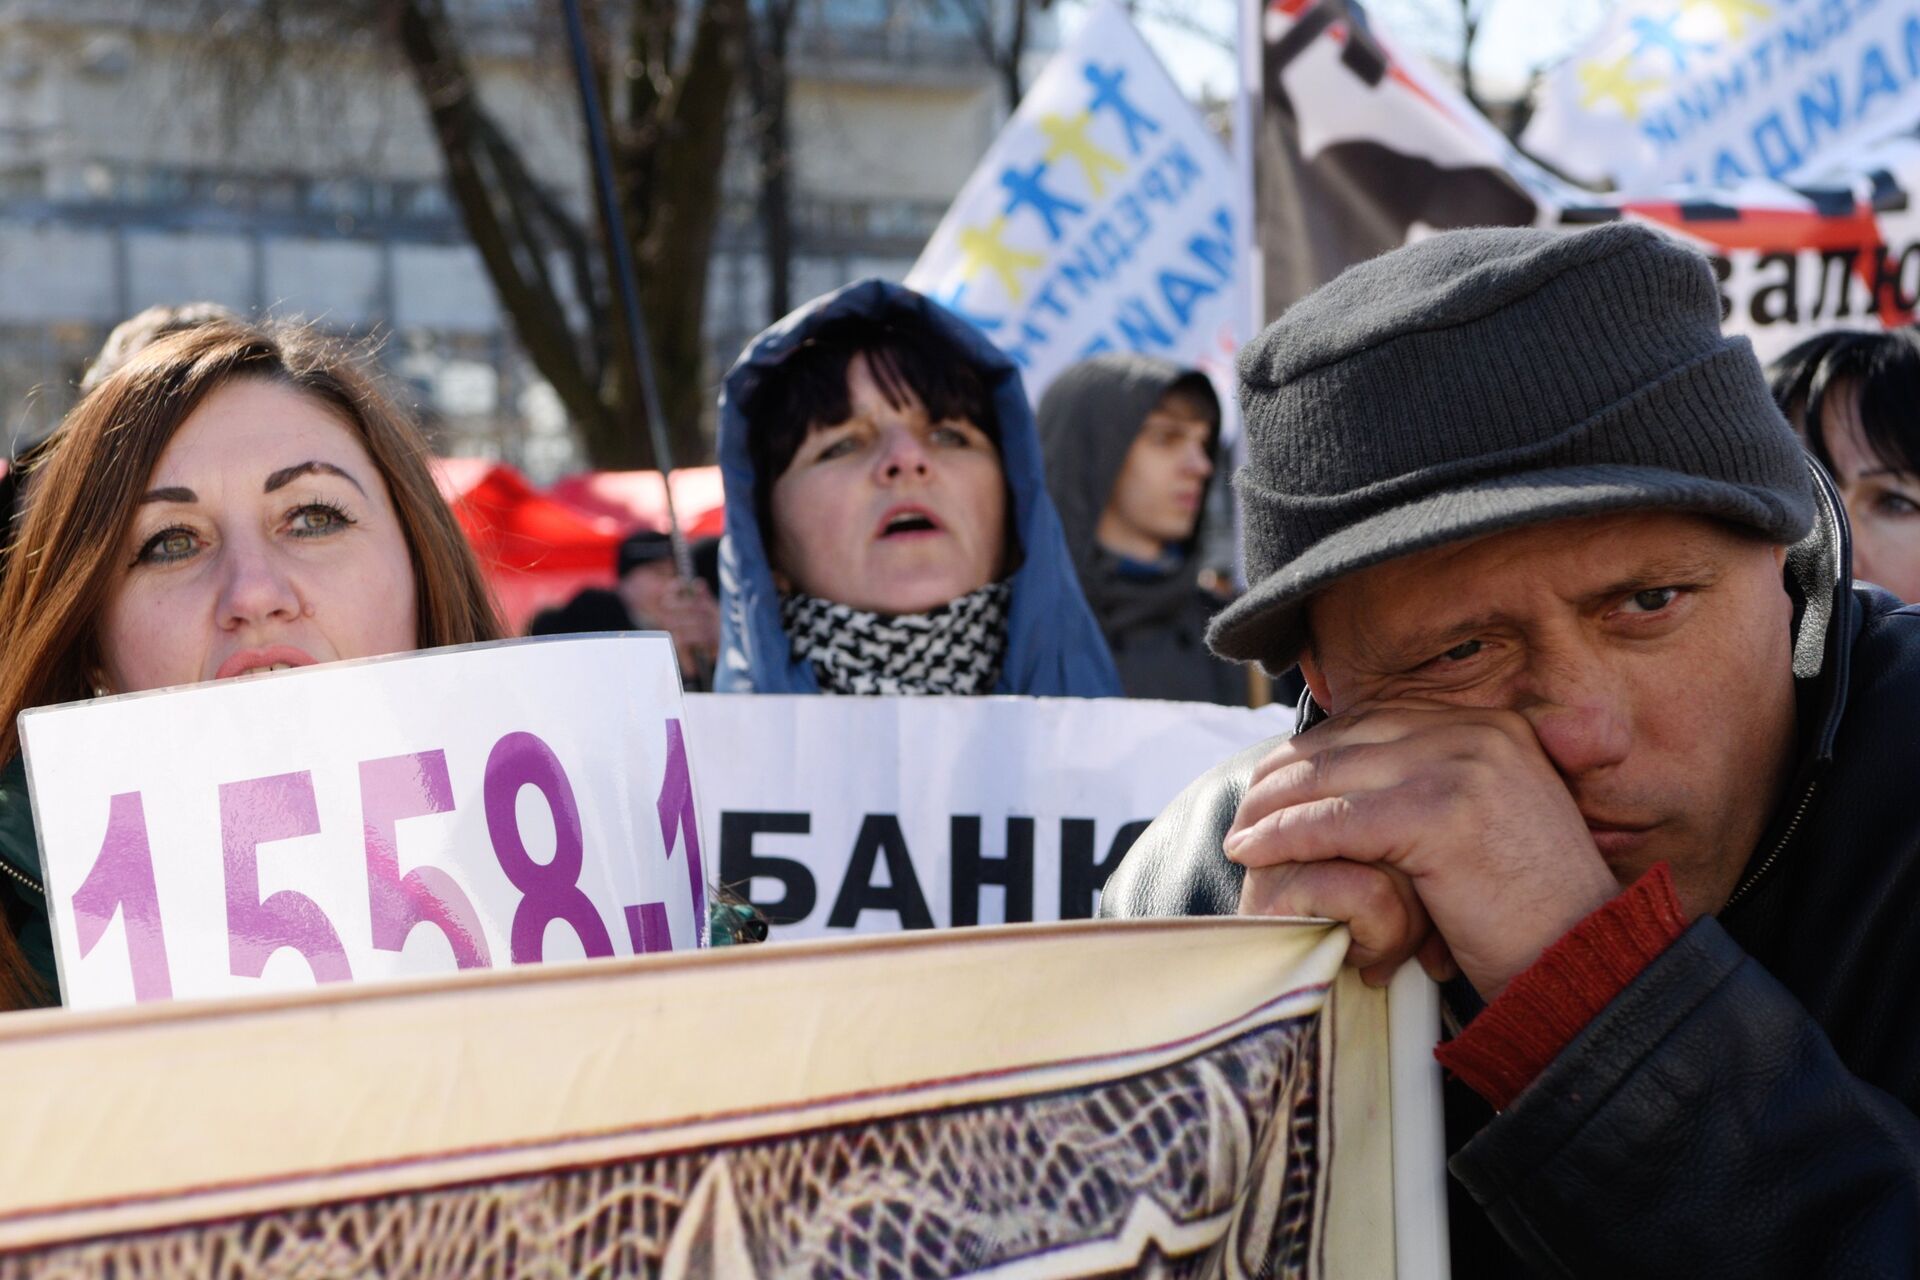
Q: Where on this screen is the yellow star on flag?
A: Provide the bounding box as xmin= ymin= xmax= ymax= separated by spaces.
xmin=1689 ymin=0 xmax=1773 ymax=41
xmin=958 ymin=217 xmax=1045 ymax=300
xmin=1579 ymin=53 xmax=1662 ymax=120
xmin=1039 ymin=112 xmax=1127 ymax=198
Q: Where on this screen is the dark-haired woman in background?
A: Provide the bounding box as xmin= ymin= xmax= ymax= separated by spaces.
xmin=1769 ymin=328 xmax=1920 ymax=601
xmin=714 ymin=280 xmax=1119 ymax=697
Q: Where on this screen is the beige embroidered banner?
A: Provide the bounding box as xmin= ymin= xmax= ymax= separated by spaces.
xmin=0 ymin=919 xmax=1421 ymax=1278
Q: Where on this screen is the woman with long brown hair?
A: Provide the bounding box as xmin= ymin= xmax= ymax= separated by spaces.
xmin=0 ymin=319 xmax=501 ymax=1009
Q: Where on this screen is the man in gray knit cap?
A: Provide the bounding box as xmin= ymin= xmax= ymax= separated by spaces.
xmin=1101 ymin=223 xmax=1920 ymax=1274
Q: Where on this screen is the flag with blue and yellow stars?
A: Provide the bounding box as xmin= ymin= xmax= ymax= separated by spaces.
xmin=1525 ymin=0 xmax=1920 ymax=188
xmin=907 ymin=0 xmax=1248 ymax=411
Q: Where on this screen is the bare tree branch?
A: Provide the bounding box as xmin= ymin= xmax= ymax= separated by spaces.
xmin=1125 ymin=0 xmax=1234 ymax=54
xmin=919 ymin=0 xmax=1052 ymax=115
xmin=391 ymin=0 xmax=615 ymax=452
xmin=1367 ymin=0 xmax=1619 ymax=141
xmin=188 ymin=0 xmax=747 ymax=468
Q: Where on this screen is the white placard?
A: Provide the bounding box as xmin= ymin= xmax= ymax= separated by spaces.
xmin=905 ymin=0 xmax=1249 ymax=410
xmin=22 ymin=635 xmax=706 ymax=1011
xmin=683 ymin=693 xmax=1290 ymax=938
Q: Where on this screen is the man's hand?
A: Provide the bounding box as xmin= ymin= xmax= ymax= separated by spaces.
xmin=1227 ymin=704 xmax=1619 ymax=999
xmin=624 ymin=575 xmax=721 ymax=680
xmin=651 ymin=580 xmax=720 ymax=679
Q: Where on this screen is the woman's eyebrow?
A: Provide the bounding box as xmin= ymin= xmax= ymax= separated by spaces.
xmin=139 ymin=486 xmax=195 ymax=505
xmin=263 ymin=461 xmax=367 ymax=496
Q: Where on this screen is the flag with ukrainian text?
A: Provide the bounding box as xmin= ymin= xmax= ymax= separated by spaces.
xmin=1523 ymin=0 xmax=1920 ymax=189
xmin=906 ymin=0 xmax=1247 ymax=406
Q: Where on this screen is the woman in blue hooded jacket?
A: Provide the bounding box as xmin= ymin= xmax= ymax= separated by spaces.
xmin=715 ymin=280 xmax=1120 ymax=697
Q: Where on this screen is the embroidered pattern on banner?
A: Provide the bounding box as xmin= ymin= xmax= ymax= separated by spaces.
xmin=0 ymin=1016 xmax=1326 ymax=1279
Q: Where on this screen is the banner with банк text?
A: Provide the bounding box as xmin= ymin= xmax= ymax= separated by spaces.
xmin=682 ymin=692 xmax=1292 ymax=937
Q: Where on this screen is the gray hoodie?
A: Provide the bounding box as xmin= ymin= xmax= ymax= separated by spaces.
xmin=1037 ymin=354 xmax=1245 ymax=705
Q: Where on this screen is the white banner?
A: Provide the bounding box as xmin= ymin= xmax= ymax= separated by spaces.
xmin=1523 ymin=0 xmax=1920 ymax=189
xmin=683 ymin=693 xmax=1289 ymax=938
xmin=21 ymin=636 xmax=706 ymax=1011
xmin=905 ymin=0 xmax=1249 ymax=408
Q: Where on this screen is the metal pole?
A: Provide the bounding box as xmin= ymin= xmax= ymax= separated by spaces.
xmin=558 ymin=0 xmax=694 ymax=583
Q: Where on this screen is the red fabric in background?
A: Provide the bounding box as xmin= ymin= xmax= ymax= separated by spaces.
xmin=431 ymin=459 xmax=725 ymax=633
xmin=546 ymin=469 xmax=727 ymax=542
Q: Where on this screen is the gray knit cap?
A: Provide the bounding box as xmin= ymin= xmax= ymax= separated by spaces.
xmin=1210 ymin=223 xmax=1816 ymax=668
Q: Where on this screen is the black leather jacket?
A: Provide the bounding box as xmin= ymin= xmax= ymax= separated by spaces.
xmin=1100 ymin=476 xmax=1920 ymax=1276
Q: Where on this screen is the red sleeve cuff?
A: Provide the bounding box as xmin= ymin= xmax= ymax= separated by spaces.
xmin=1434 ymin=862 xmax=1687 ymax=1110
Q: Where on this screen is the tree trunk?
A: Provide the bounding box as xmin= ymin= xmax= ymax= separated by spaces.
xmin=631 ymin=0 xmax=745 ymax=466
xmin=392 ymin=0 xmax=741 ymax=470
xmin=393 ymin=0 xmax=618 ymax=454
xmin=194 ymin=0 xmax=748 ymax=470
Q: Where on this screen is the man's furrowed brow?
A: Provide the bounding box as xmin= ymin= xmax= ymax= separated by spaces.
xmin=263 ymin=461 xmax=367 ymax=496
xmin=1582 ymin=554 xmax=1724 ymax=605
xmin=1362 ymin=611 xmax=1505 ymax=668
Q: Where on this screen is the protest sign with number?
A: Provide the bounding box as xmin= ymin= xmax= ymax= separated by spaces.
xmin=683 ymin=693 xmax=1289 ymax=938
xmin=21 ymin=635 xmax=707 ymax=1011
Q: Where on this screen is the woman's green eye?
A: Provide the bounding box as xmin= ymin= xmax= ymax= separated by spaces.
xmin=287 ymin=503 xmax=354 ymax=537
xmin=136 ymin=527 xmax=197 ymax=564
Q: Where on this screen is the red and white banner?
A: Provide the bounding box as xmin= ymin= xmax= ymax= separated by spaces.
xmin=1523 ymin=0 xmax=1920 ymax=190
xmin=1254 ymin=0 xmax=1920 ymax=360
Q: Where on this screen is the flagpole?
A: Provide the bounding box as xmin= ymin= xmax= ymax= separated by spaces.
xmin=558 ymin=0 xmax=693 ymax=584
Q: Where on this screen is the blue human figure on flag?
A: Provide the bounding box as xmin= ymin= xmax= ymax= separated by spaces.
xmin=1629 ymin=13 xmax=1715 ymax=73
xmin=1002 ymin=161 xmax=1086 ymax=243
xmin=1084 ymin=63 xmax=1161 ymax=157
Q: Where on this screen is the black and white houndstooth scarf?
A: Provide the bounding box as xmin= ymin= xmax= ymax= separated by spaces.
xmin=781 ymin=581 xmax=1012 ymax=696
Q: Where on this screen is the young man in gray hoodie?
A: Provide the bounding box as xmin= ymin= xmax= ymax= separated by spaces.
xmin=1038 ymin=355 xmax=1252 ymax=705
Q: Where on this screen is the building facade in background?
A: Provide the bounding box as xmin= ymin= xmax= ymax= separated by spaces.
xmin=0 ymin=0 xmax=1033 ymax=478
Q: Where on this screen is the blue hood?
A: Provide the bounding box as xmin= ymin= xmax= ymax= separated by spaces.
xmin=715 ymin=279 xmax=1121 ymax=696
